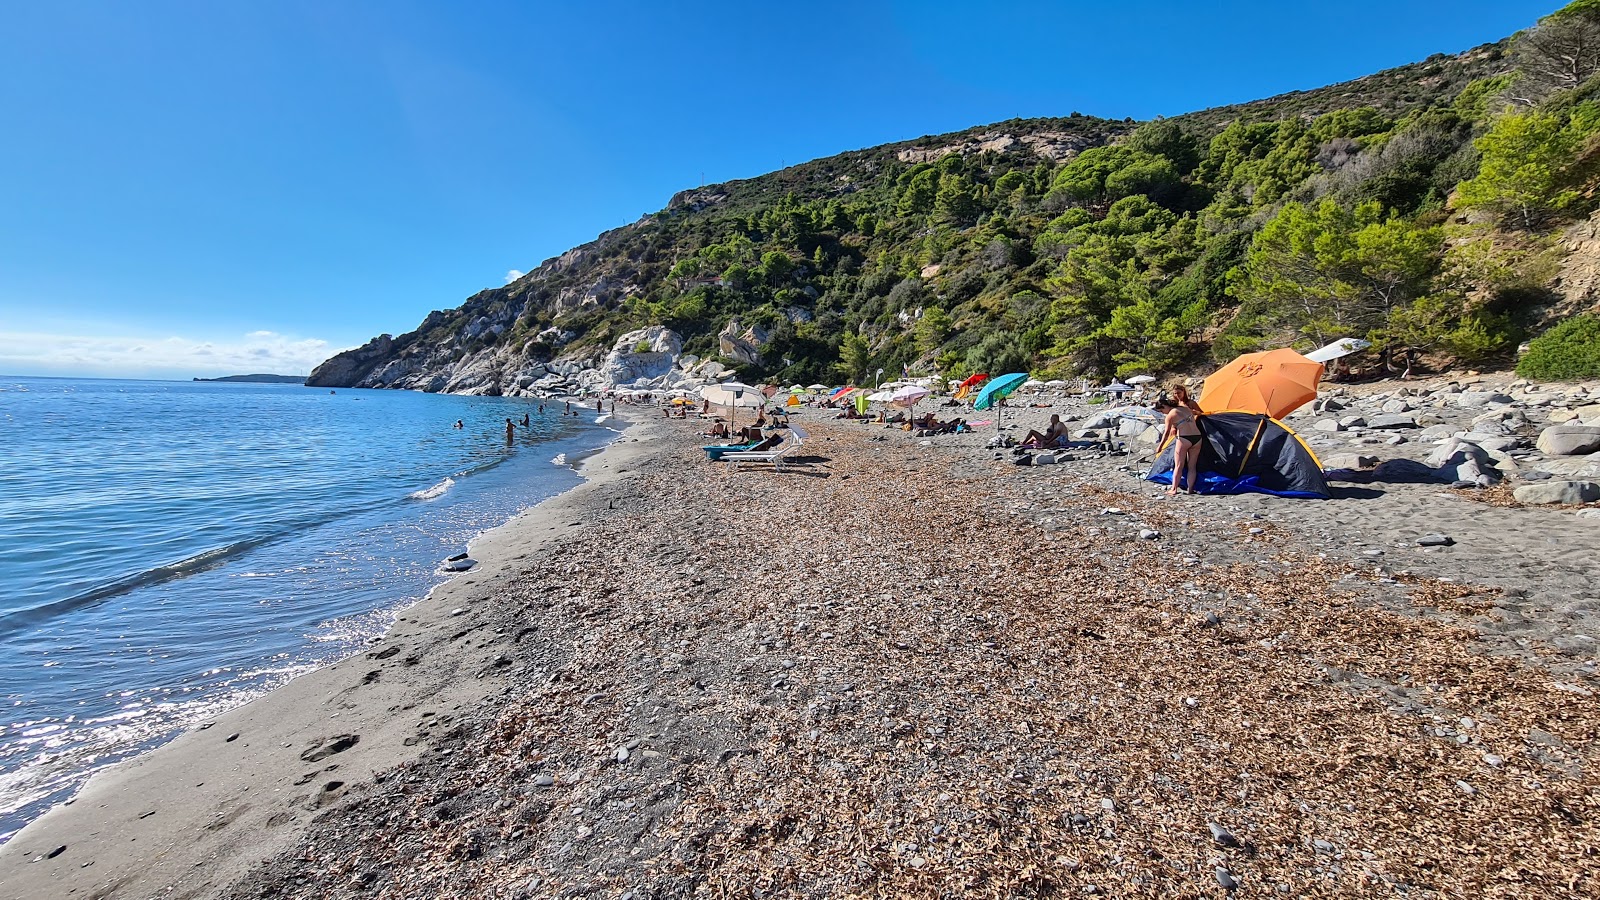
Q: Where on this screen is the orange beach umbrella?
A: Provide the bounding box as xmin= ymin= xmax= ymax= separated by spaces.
xmin=1199 ymin=348 xmax=1323 ymax=419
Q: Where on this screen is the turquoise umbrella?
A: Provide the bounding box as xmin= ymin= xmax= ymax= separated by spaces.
xmin=973 ymin=372 xmax=1029 ymax=431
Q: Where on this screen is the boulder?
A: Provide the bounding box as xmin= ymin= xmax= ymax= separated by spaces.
xmin=1338 ymin=415 xmax=1368 ymax=429
xmin=1312 ymin=419 xmax=1343 ymax=432
xmin=1323 ymin=453 xmax=1379 ymax=470
xmin=1458 ymin=391 xmax=1514 ymax=408
xmin=1381 ymin=399 xmax=1413 ymax=413
xmin=1427 ymin=438 xmax=1500 ymax=486
xmin=1536 ymin=425 xmax=1600 ymax=456
xmin=598 ymin=326 xmax=682 ymax=389
xmin=1513 ymin=481 xmax=1600 ymax=505
xmin=1368 ymin=414 xmax=1419 ymax=429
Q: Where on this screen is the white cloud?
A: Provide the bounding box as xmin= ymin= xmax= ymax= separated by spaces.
xmin=504 ymin=269 xmax=525 ymax=284
xmin=0 ymin=329 xmax=349 ymax=380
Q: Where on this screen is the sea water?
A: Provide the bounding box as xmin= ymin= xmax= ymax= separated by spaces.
xmin=0 ymin=377 xmax=617 ymax=841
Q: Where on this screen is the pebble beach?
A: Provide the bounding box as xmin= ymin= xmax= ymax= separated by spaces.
xmin=3 ymin=380 xmax=1598 ymax=899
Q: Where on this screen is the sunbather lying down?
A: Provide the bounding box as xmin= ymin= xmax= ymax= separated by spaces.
xmin=1020 ymin=414 xmax=1070 ymax=448
xmin=912 ymin=413 xmax=967 ymax=434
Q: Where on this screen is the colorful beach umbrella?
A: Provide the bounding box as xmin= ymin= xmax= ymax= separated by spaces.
xmin=1199 ymin=348 xmax=1323 ymax=419
xmin=973 ymin=373 xmax=1028 ymax=411
xmin=973 ymin=372 xmax=1029 ymax=431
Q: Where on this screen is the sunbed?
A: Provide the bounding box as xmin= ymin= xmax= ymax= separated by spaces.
xmin=722 ymin=426 xmax=807 ymax=472
xmin=701 ymin=439 xmax=762 ymax=460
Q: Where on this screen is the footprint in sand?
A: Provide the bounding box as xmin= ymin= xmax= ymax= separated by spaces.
xmin=300 ymin=734 xmax=360 ymax=762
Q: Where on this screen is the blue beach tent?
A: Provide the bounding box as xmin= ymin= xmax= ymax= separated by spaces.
xmin=1147 ymin=411 xmax=1329 ymax=499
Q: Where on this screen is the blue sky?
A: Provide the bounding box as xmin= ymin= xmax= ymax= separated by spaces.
xmin=0 ymin=0 xmax=1556 ymax=378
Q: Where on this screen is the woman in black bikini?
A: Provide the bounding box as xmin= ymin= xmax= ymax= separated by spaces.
xmin=1155 ymin=393 xmax=1203 ymax=495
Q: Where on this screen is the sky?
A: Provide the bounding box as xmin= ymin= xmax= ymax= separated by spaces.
xmin=0 ymin=0 xmax=1558 ymax=379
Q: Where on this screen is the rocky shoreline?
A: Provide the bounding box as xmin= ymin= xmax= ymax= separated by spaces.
xmin=3 ymin=393 xmax=1597 ymax=898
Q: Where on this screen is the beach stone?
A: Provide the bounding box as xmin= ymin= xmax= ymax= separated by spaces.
xmin=1368 ymin=414 xmax=1418 ymax=429
xmin=534 ymin=774 xmax=555 ymax=787
xmin=1417 ymin=534 xmax=1455 ymax=547
xmin=1427 ymin=438 xmax=1500 ymax=485
xmin=1138 ymin=529 xmax=1160 ymax=540
xmin=1035 ymin=453 xmax=1057 ymax=465
xmin=1513 ymin=481 xmax=1600 ymax=505
xmin=1536 ymin=425 xmax=1600 ymax=456
xmin=1215 ymin=867 xmax=1239 ymax=890
xmin=1381 ymin=399 xmax=1413 ymax=413
xmin=1458 ymin=391 xmax=1514 ymax=408
xmin=1312 ymin=419 xmax=1343 ymax=432
xmin=1338 ymin=415 xmax=1368 ymax=429
xmin=1578 ymin=508 xmax=1600 ymax=519
xmin=1419 ymin=424 xmax=1457 ymax=440
xmin=1322 ymin=453 xmax=1378 ymax=470
xmin=1208 ymin=822 xmax=1241 ymax=847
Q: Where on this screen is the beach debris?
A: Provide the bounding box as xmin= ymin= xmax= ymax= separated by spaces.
xmin=161 ymin=403 xmax=1600 ymax=900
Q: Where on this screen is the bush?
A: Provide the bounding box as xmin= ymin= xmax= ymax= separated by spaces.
xmin=1516 ymin=314 xmax=1600 ymax=380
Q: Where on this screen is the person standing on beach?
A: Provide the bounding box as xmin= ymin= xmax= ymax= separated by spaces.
xmin=1171 ymin=383 xmax=1202 ymax=414
xmin=1155 ymin=395 xmax=1203 ymax=496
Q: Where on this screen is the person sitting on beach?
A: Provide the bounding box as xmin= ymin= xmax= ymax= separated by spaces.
xmin=739 ymin=425 xmax=764 ymax=443
xmin=705 ymin=421 xmax=730 ymax=439
xmin=754 ymin=408 xmax=768 ymax=427
xmin=1020 ymin=414 xmax=1069 ymax=448
xmin=1155 ymin=394 xmax=1204 ymax=496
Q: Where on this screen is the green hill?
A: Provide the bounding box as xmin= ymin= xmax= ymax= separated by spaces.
xmin=309 ymin=2 xmax=1600 ymax=392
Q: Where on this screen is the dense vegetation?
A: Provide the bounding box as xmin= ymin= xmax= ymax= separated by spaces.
xmin=420 ymin=2 xmax=1600 ymax=386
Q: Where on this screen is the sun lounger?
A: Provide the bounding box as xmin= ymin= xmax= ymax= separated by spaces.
xmin=722 ymin=426 xmax=807 ymax=472
xmin=702 ymin=440 xmax=761 ymax=460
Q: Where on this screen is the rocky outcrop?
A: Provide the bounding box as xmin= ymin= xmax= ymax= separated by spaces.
xmin=717 ymin=318 xmax=768 ymax=367
xmin=598 ymin=327 xmax=683 ymax=387
xmin=306 ymin=333 xmax=395 ymax=387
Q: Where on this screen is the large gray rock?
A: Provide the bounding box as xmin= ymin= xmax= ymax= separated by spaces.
xmin=1323 ymin=453 xmax=1379 ymax=470
xmin=1513 ymin=481 xmax=1600 ymax=505
xmin=1536 ymin=425 xmax=1600 ymax=456
xmin=1427 ymin=438 xmax=1499 ymax=486
xmin=598 ymin=326 xmax=682 ymax=388
xmin=1458 ymin=391 xmax=1514 ymax=408
xmin=1368 ymin=414 xmax=1419 ymax=429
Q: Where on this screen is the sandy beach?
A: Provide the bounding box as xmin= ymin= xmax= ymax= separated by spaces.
xmin=3 ymin=394 xmax=1598 ymax=899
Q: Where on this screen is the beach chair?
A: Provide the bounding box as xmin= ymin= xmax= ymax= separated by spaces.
xmin=722 ymin=426 xmax=807 ymax=472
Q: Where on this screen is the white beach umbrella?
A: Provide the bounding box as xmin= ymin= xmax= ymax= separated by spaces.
xmin=700 ymin=381 xmax=764 ymax=431
xmin=1125 ymin=375 xmax=1157 ymax=385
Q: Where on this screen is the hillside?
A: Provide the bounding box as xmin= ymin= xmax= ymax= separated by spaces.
xmin=309 ymin=2 xmax=1600 ymax=395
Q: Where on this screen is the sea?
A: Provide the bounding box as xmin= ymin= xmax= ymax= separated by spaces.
xmin=0 ymin=376 xmax=619 ymax=842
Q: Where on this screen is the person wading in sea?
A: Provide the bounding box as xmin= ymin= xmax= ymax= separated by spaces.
xmin=505 ymin=418 xmax=515 ymax=444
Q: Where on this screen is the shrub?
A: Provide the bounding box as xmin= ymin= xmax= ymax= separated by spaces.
xmin=1516 ymin=314 xmax=1600 ymax=380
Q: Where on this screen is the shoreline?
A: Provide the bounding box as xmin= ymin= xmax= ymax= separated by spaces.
xmin=4 ymin=399 xmax=1597 ymax=897
xmin=0 ymin=412 xmax=648 ymax=898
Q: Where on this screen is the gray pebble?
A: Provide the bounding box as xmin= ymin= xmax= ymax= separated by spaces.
xmin=534 ymin=774 xmax=554 ymax=787
xmin=1215 ymin=867 xmax=1238 ymax=890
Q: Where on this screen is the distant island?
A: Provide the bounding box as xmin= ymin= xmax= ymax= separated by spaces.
xmin=192 ymin=374 xmax=307 ymax=384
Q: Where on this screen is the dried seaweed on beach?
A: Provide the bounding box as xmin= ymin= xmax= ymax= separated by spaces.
xmin=222 ymin=421 xmax=1600 ymax=900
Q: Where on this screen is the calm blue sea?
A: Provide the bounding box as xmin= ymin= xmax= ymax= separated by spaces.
xmin=0 ymin=376 xmax=618 ymax=841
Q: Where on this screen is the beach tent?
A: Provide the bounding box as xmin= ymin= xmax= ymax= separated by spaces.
xmin=1147 ymin=412 xmax=1329 ymax=499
